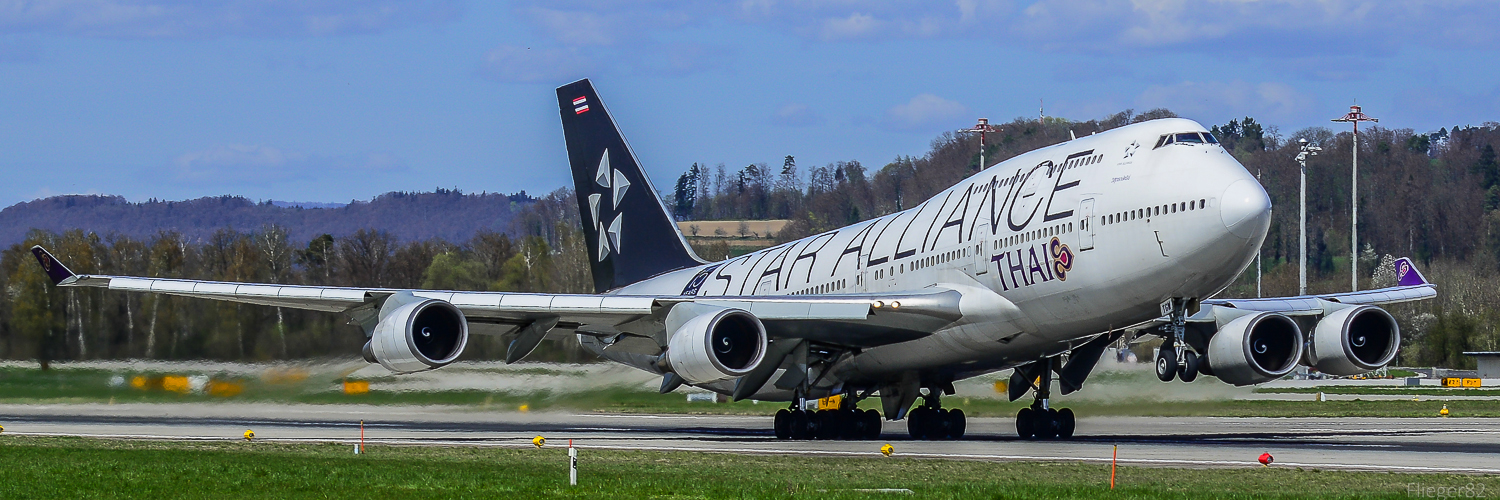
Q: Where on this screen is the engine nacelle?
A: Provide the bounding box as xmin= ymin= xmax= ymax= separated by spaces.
xmin=1307 ymin=305 xmax=1400 ymax=376
xmin=665 ymin=307 xmax=768 ymax=385
xmin=366 ymin=298 xmax=469 ymax=373
xmin=1207 ymin=312 xmax=1303 ymax=386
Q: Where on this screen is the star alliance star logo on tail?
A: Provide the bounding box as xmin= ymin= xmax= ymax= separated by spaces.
xmin=587 ymin=149 xmax=629 ymax=262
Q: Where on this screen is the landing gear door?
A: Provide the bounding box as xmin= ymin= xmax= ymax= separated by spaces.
xmin=1079 ymin=198 xmax=1096 ymax=251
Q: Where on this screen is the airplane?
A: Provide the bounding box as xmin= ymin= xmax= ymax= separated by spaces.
xmin=31 ymin=79 xmax=1435 ymax=441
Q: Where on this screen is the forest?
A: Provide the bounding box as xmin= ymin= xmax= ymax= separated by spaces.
xmin=2 ymin=109 xmax=1498 ymax=369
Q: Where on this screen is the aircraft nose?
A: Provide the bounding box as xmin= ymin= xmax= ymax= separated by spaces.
xmin=1220 ymin=179 xmax=1271 ymax=239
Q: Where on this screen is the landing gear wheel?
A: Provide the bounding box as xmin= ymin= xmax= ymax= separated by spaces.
xmin=816 ymin=410 xmax=839 ymax=440
xmin=789 ymin=410 xmax=810 ymax=440
xmin=1016 ymin=408 xmax=1036 ymax=439
xmin=840 ymin=409 xmax=862 ymax=440
xmin=774 ymin=409 xmax=791 ymax=440
xmin=1034 ymin=408 xmax=1059 ymax=439
xmin=1179 ymin=350 xmax=1200 ymax=383
xmin=864 ymin=409 xmax=883 ymax=439
xmin=907 ymin=407 xmax=930 ymax=440
xmin=948 ymin=409 xmax=966 ymax=440
xmin=1156 ymin=344 xmax=1178 ymax=382
xmin=933 ymin=408 xmax=952 ymax=440
xmin=1056 ymin=408 xmax=1075 ymax=439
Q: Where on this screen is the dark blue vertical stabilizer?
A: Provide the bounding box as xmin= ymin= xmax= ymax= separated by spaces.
xmin=558 ymin=79 xmax=704 ymax=293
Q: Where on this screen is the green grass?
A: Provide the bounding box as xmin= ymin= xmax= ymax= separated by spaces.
xmin=0 ymin=436 xmax=1494 ymax=499
xmin=5 ymin=366 xmax=1500 ymax=417
xmin=1256 ymin=386 xmax=1500 ymax=397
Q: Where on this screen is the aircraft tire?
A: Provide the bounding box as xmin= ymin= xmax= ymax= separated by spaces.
xmin=789 ymin=410 xmax=810 ymax=440
xmin=864 ymin=409 xmax=882 ymax=439
xmin=1035 ymin=408 xmax=1058 ymax=439
xmin=907 ymin=407 xmax=929 ymax=440
xmin=1156 ymin=345 xmax=1178 ymax=382
xmin=774 ymin=409 xmax=791 ymax=440
xmin=840 ymin=409 xmax=861 ymax=440
xmin=1179 ymin=350 xmax=1200 ymax=383
xmin=1057 ymin=408 xmax=1075 ymax=439
xmin=1016 ymin=408 xmax=1036 ymax=439
xmin=948 ymin=409 xmax=966 ymax=439
xmin=933 ymin=408 xmax=952 ymax=440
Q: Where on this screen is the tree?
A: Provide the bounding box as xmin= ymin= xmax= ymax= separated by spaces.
xmin=422 ymin=253 xmax=488 ymax=291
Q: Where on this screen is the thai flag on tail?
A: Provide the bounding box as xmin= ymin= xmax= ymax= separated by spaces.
xmin=573 ymin=96 xmax=589 ymax=114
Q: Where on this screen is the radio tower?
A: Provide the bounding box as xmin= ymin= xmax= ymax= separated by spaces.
xmin=1332 ymin=105 xmax=1377 ymax=292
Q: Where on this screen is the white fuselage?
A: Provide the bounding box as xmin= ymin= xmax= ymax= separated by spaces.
xmin=617 ymin=118 xmax=1272 ymax=390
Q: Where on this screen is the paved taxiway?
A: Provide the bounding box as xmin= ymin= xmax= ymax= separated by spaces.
xmin=2 ymin=403 xmax=1497 ymax=474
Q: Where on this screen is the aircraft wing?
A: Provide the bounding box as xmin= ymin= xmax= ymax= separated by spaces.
xmin=30 ymin=246 xmax=964 ymax=349
xmin=1124 ymin=256 xmax=1435 ymax=333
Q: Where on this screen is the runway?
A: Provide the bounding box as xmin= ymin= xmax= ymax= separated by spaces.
xmin=2 ymin=403 xmax=1498 ymax=474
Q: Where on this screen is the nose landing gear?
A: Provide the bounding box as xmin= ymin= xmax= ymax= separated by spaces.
xmin=1156 ymin=297 xmax=1201 ymax=383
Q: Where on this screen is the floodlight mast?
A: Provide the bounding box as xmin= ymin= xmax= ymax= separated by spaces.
xmin=1296 ymin=138 xmax=1322 ymax=296
xmin=1331 ymin=105 xmax=1377 ymax=292
xmin=963 ymin=118 xmax=1000 ymax=170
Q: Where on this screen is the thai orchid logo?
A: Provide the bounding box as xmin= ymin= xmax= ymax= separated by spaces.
xmin=1049 ymin=237 xmax=1074 ymax=281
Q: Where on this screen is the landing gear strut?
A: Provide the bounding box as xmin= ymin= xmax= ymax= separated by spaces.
xmin=1156 ymin=298 xmax=1200 ymax=383
xmin=906 ymin=389 xmax=966 ymax=440
xmin=1015 ymin=359 xmax=1075 ymax=440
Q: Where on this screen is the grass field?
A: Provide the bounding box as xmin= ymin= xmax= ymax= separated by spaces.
xmin=1256 ymin=386 xmax=1500 ymax=397
xmin=0 ymin=436 xmax=1494 ymax=499
xmin=5 ymin=365 xmax=1500 ymax=418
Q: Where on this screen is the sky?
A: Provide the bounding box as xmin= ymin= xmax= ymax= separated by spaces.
xmin=4 ymin=1 xmax=1500 ymax=208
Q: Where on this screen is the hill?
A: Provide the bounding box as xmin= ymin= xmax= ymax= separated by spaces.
xmin=0 ymin=189 xmax=533 ymax=245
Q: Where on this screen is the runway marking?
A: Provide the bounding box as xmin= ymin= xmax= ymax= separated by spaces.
xmin=12 ymin=431 xmax=1500 ymax=475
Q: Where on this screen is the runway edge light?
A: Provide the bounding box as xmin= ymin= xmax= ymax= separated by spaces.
xmin=243 ymin=429 xmax=255 ymax=441
xmin=880 ymin=444 xmax=894 ymax=457
xmin=1258 ymin=453 xmax=1273 ymax=466
xmin=533 ymin=436 xmax=546 ymax=448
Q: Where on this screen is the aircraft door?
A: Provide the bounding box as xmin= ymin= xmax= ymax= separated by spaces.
xmin=1079 ymin=198 xmax=1096 ymax=251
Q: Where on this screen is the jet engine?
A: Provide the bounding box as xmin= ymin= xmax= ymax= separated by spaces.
xmin=1206 ymin=312 xmax=1303 ymax=386
xmin=1306 ymin=305 xmax=1400 ymax=376
xmin=665 ymin=307 xmax=768 ymax=385
xmin=363 ymin=298 xmax=469 ymax=373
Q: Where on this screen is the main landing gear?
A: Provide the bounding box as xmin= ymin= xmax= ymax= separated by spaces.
xmin=1015 ymin=359 xmax=1075 ymax=440
xmin=774 ymin=405 xmax=882 ymax=440
xmin=1155 ymin=297 xmax=1200 ymax=383
xmin=906 ymin=390 xmax=966 ymax=440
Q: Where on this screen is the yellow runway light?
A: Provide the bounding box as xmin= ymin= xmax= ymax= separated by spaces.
xmin=880 ymin=444 xmax=893 ymax=457
xmin=162 ymin=375 xmax=190 ymax=394
xmin=519 ymin=404 xmax=530 ymax=412
xmin=243 ymin=429 xmax=255 ymax=441
xmin=533 ymin=436 xmax=546 ymax=448
xmin=1440 ymin=405 xmax=1450 ymax=417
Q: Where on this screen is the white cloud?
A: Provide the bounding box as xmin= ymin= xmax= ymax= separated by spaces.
xmin=1136 ymin=80 xmax=1311 ymax=122
xmin=171 ymin=144 xmax=404 ymax=184
xmin=771 ymin=103 xmax=823 ymax=127
xmin=0 ymin=0 xmax=462 ymax=39
xmin=883 ymin=94 xmax=967 ymax=131
xmin=478 ymin=45 xmax=593 ymax=84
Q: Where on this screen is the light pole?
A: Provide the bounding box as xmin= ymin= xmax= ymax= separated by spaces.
xmin=1332 ymin=105 xmax=1377 ymax=291
xmin=1296 ymin=139 xmax=1321 ymax=296
xmin=963 ymin=118 xmax=1000 ymax=171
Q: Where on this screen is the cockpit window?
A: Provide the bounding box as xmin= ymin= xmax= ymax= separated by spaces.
xmin=1202 ymin=132 xmax=1219 ymax=144
xmin=1175 ymin=133 xmax=1204 ymax=144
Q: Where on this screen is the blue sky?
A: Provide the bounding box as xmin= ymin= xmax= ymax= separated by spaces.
xmin=3 ymin=1 xmax=1499 ymax=208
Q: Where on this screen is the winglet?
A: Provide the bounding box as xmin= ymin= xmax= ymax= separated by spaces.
xmin=30 ymin=246 xmax=76 ymax=285
xmin=1394 ymin=257 xmax=1428 ymax=286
